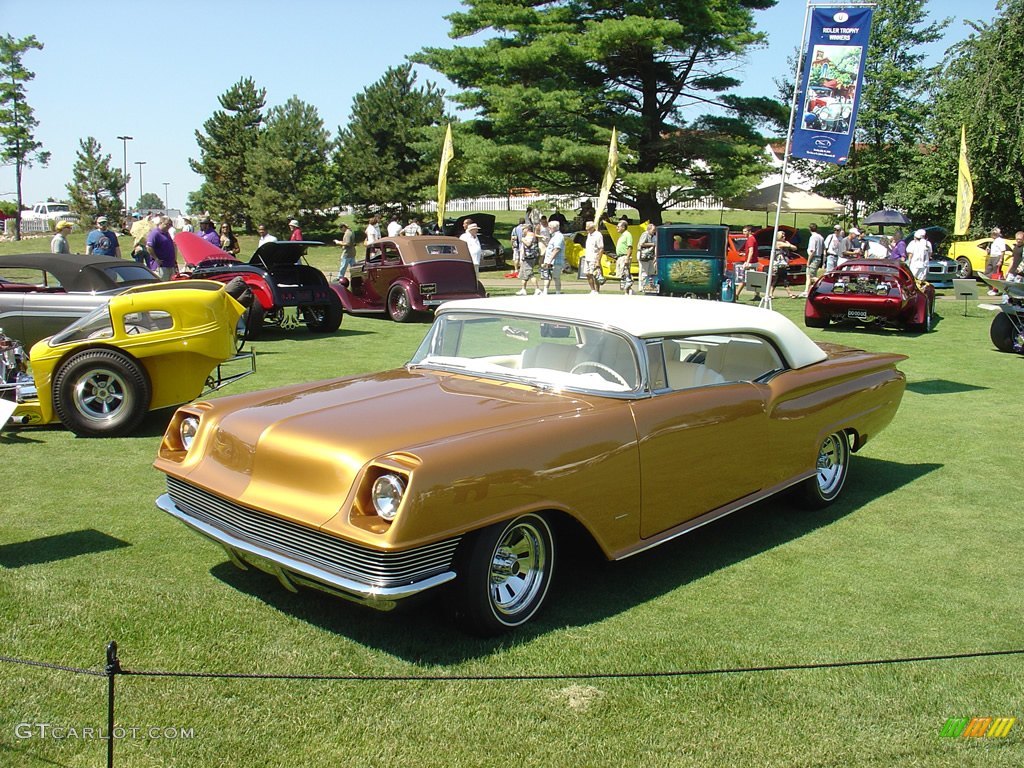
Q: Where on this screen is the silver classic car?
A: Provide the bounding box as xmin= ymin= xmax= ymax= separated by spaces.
xmin=0 ymin=253 xmax=158 ymax=347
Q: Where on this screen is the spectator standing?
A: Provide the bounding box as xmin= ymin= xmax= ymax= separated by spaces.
xmin=536 ymin=215 xmax=550 ymax=255
xmin=734 ymin=225 xmax=759 ymax=300
xmin=288 ymin=219 xmax=303 ymax=241
xmin=364 ymin=216 xmax=381 ymax=251
xmin=510 ymin=217 xmax=526 ymax=271
xmin=387 ymin=216 xmax=402 ymax=237
xmin=614 ymin=219 xmax=634 ymax=295
xmin=219 ymin=221 xmax=241 ymax=255
xmin=637 ymin=222 xmax=657 ymax=293
xmin=86 ymin=216 xmax=122 ymax=258
xmin=198 ymin=218 xmax=221 ymax=248
xmin=801 ymin=222 xmax=825 ymax=296
xmin=334 ymin=223 xmax=356 ymax=280
xmin=986 ymin=227 xmax=1008 ymax=290
xmin=50 ymin=221 xmax=72 ymax=254
xmin=180 ymin=217 xmax=194 ymax=234
xmin=838 ymin=227 xmax=864 ymax=265
xmin=583 ymin=220 xmax=605 ymax=294
xmin=905 ymin=229 xmax=932 ymax=281
xmin=548 ymin=207 xmax=567 ymax=230
xmin=515 ymin=224 xmax=542 ymax=295
xmin=146 ymin=216 xmax=178 ymax=280
xmin=770 ymin=231 xmax=798 ymax=300
xmin=890 ymin=230 xmax=907 ymax=261
xmin=824 ymin=224 xmax=844 ymax=271
xmin=257 ymin=224 xmax=277 ymax=246
xmin=1005 ymin=231 xmax=1024 ymax=281
xmin=401 ymin=218 xmax=422 ymax=237
xmin=542 ymin=220 xmax=565 ymax=294
xmin=461 ymin=221 xmax=483 ymax=277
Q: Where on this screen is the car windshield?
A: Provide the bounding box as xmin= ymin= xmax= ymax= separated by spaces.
xmin=48 ymin=304 xmax=114 ymax=345
xmin=410 ymin=311 xmax=641 ymax=393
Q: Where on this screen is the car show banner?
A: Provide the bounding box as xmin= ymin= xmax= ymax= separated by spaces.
xmin=593 ymin=126 xmax=618 ymax=223
xmin=954 ymin=124 xmax=973 ymax=235
xmin=791 ymin=6 xmax=874 ymax=165
xmin=436 ymin=123 xmax=455 ymax=228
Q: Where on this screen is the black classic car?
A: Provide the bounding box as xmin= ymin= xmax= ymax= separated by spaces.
xmin=443 ymin=213 xmax=507 ymax=270
xmin=0 ymin=253 xmax=158 ymax=347
xmin=175 ymin=232 xmax=343 ymax=335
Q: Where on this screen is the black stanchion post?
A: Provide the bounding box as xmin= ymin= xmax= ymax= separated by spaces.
xmin=105 ymin=641 xmax=121 ymax=768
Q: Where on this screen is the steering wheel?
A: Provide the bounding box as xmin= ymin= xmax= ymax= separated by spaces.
xmin=569 ymin=360 xmax=629 ymax=387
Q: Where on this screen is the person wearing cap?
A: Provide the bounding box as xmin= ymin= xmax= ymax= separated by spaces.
xmin=86 ymin=215 xmax=121 ymax=258
xmin=837 ymin=226 xmax=863 ymax=267
xmin=333 ymin=223 xmax=356 ymax=279
xmin=50 ymin=221 xmax=73 ymax=254
xmin=824 ymin=224 xmax=845 ymax=272
xmin=637 ymin=222 xmax=657 ymax=293
xmin=905 ymin=229 xmax=932 ymax=281
xmin=198 ymin=218 xmax=221 ymax=248
xmin=460 ymin=220 xmax=483 ymax=277
xmin=288 ymin=219 xmax=303 ymax=241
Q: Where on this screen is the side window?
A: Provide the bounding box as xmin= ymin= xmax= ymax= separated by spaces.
xmin=365 ymin=245 xmax=382 ymax=265
xmin=660 ymin=334 xmax=784 ymax=389
xmin=122 ymin=310 xmax=174 ymax=335
xmin=382 ymin=244 xmax=402 ymax=264
xmin=0 ymin=267 xmax=61 ymax=288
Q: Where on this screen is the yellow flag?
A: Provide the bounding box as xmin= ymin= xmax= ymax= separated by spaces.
xmin=437 ymin=123 xmax=455 ymax=229
xmin=593 ymin=127 xmax=619 ymax=223
xmin=954 ymin=124 xmax=973 ymax=236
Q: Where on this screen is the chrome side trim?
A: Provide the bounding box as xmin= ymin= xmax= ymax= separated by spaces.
xmin=156 ymin=493 xmax=457 ymax=606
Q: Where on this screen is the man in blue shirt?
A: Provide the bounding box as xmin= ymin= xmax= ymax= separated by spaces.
xmin=85 ymin=216 xmax=121 ymax=258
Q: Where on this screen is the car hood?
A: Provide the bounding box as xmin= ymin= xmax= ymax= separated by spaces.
xmin=177 ymin=231 xmax=240 ymax=267
xmin=250 ymin=240 xmax=322 ymax=268
xmin=171 ymin=368 xmax=591 ymax=527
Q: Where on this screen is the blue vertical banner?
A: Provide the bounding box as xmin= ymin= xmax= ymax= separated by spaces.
xmin=791 ymin=6 xmax=874 ymax=165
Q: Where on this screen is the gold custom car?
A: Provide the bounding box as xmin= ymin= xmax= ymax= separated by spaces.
xmin=155 ymin=295 xmax=906 ymax=635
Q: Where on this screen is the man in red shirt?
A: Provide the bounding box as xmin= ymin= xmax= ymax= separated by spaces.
xmin=734 ymin=225 xmax=760 ymax=300
xmin=288 ymin=218 xmax=303 ymax=241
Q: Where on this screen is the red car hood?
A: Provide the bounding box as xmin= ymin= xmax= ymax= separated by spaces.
xmin=177 ymin=231 xmax=240 ymax=267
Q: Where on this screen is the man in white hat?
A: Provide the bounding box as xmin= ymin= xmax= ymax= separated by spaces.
xmin=905 ymin=229 xmax=932 ymax=281
xmin=460 ymin=220 xmax=483 ymax=277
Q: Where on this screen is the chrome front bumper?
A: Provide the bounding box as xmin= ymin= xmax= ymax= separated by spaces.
xmin=156 ymin=492 xmax=458 ymax=611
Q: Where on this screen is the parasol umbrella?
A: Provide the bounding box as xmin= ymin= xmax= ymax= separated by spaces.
xmin=130 ymin=217 xmax=155 ymax=244
xmin=862 ymin=209 xmax=911 ymax=232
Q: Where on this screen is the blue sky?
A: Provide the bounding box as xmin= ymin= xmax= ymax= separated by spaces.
xmin=2 ymin=0 xmax=996 ymax=209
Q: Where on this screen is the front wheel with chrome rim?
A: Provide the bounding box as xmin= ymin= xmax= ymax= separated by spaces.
xmin=52 ymin=349 xmax=151 ymax=437
xmin=449 ymin=513 xmax=555 ymax=636
xmin=797 ymin=431 xmax=850 ymax=509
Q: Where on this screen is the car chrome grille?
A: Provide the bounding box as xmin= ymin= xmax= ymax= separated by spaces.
xmin=166 ymin=477 xmax=460 ymax=588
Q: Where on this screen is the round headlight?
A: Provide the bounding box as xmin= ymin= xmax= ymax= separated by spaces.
xmin=180 ymin=416 xmax=200 ymax=451
xmin=371 ymin=474 xmax=406 ymax=521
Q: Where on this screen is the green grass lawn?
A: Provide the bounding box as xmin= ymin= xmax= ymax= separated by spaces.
xmin=1 ymin=238 xmax=1023 ymax=766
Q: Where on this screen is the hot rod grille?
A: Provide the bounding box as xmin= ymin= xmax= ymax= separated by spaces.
xmin=166 ymin=477 xmax=460 ymax=588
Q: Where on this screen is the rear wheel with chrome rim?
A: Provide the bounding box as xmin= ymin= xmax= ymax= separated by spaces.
xmin=797 ymin=431 xmax=850 ymax=509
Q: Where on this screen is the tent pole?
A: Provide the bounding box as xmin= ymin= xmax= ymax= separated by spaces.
xmin=762 ymin=0 xmax=813 ymax=311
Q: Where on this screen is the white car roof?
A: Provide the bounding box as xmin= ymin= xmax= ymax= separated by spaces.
xmin=439 ymin=295 xmax=828 ymax=369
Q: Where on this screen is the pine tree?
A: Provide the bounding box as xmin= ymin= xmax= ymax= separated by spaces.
xmin=333 ymin=64 xmax=446 ymax=221
xmin=0 ymin=34 xmax=50 ymax=240
xmin=414 ymin=0 xmax=778 ymax=224
xmin=245 ymin=96 xmax=333 ymax=232
xmin=190 ymin=77 xmax=266 ymax=230
xmin=66 ymin=137 xmax=127 ymax=225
